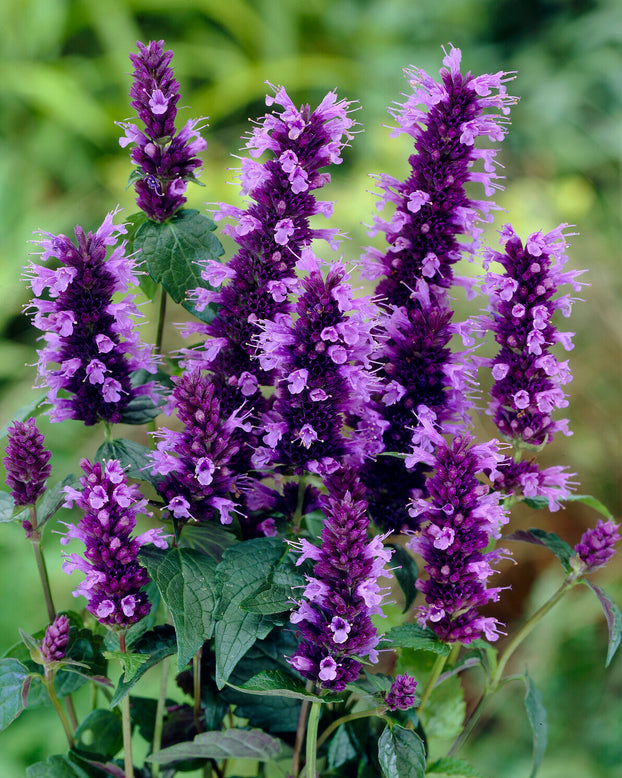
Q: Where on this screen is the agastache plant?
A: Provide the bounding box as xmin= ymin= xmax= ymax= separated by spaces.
xmin=0 ymin=40 xmax=619 ymax=778
xmin=360 ymin=46 xmax=516 ymax=532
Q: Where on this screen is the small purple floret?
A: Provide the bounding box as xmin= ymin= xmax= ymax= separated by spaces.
xmin=40 ymin=614 xmax=70 ymax=663
xmin=119 ymin=40 xmax=206 ymax=222
xmin=3 ymin=418 xmax=51 ymax=507
xmin=384 ymin=674 xmax=418 ymax=711
xmin=62 ymin=458 xmax=167 ymax=629
xmin=573 ymin=519 xmax=620 ymax=573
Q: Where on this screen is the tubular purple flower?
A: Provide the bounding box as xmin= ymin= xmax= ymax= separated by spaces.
xmin=406 ymin=417 xmax=511 ymax=644
xmin=482 ymin=223 xmax=585 ymax=506
xmin=62 ymin=458 xmax=168 ymax=629
xmin=3 ymin=417 xmax=51 ymax=507
xmin=26 ymin=212 xmax=158 ymax=426
xmin=360 ymin=46 xmax=515 ymax=532
xmin=384 ymin=673 xmax=418 ymax=711
xmin=288 ymin=471 xmax=393 ymax=690
xmin=181 ymin=85 xmax=355 ymax=417
xmin=40 ymin=614 xmax=70 ymax=663
xmin=118 ymin=40 xmax=206 ymax=222
xmin=253 ymin=254 xmax=385 ymax=477
xmin=149 ymin=369 xmax=249 ymax=526
xmin=573 ymin=519 xmax=620 ymax=574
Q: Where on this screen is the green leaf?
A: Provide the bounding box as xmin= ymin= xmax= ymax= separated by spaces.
xmin=25 ymin=754 xmax=92 ymax=778
xmin=181 ymin=521 xmax=237 ymax=563
xmin=522 ymin=496 xmax=551 ymax=510
xmin=0 ymin=492 xmax=15 ymax=523
xmin=0 ymin=394 xmax=47 ymax=440
xmin=132 ymin=208 xmax=223 ymax=306
xmin=505 ymin=528 xmax=574 ymax=573
xmin=384 ymin=624 xmax=450 ymax=656
xmin=240 ymin=556 xmax=303 ymax=614
xmin=74 ymin=709 xmax=123 ymax=759
xmin=427 ymin=756 xmax=484 ymax=776
xmin=36 ymin=475 xmax=79 ymax=529
xmin=522 ymin=671 xmax=547 ymax=778
xmin=139 ymin=546 xmax=219 ymax=670
xmin=95 ymin=438 xmax=155 ymax=485
xmin=327 ymin=723 xmax=358 ymax=768
xmin=148 ymin=728 xmax=282 ymax=764
xmin=109 ymin=625 xmax=177 ymax=707
xmin=585 ymin=581 xmax=622 ymax=666
xmin=563 ymin=493 xmax=613 ymax=518
xmin=377 ymin=724 xmax=426 ymax=778
xmin=117 ymin=368 xmax=163 ymax=425
xmin=227 ymin=669 xmax=339 ymax=703
xmin=387 ymin=544 xmax=418 ymax=612
xmin=214 ymin=537 xmax=285 ymax=687
xmin=103 ymin=650 xmax=149 ymax=681
xmin=420 ymin=675 xmax=465 ymax=742
xmin=0 ymin=658 xmax=29 ymax=731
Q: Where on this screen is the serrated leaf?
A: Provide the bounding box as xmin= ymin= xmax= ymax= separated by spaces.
xmin=240 ymin=557 xmax=303 ymax=614
xmin=148 ymin=728 xmax=282 ymax=764
xmin=0 ymin=492 xmax=14 ymax=523
xmin=564 ymin=493 xmax=613 ymax=519
xmin=139 ymin=546 xmax=219 ymax=670
xmin=132 ymin=208 xmax=223 ymax=305
xmin=505 ymin=528 xmax=574 ymax=573
xmin=110 ymin=625 xmax=177 ymax=707
xmin=227 ymin=669 xmax=339 ymax=703
xmin=25 ymin=754 xmax=92 ymax=778
xmin=74 ymin=709 xmax=123 ymax=759
xmin=384 ymin=624 xmax=450 ymax=656
xmin=387 ymin=544 xmax=418 ymax=612
xmin=214 ymin=538 xmax=285 ymax=687
xmin=95 ymin=438 xmax=154 ymax=485
xmin=378 ymin=724 xmax=426 ymax=778
xmin=585 ymin=581 xmax=622 ymax=666
xmin=126 ymin=167 xmax=145 ymax=190
xmin=0 ymin=658 xmax=30 ymax=731
xmin=103 ymin=650 xmax=149 ymax=681
xmin=522 ymin=671 xmax=547 ymax=778
xmin=427 ymin=756 xmax=484 ymax=777
xmin=181 ymin=522 xmax=237 ymax=563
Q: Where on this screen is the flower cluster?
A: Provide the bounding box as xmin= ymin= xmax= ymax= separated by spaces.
xmin=40 ymin=614 xmax=70 ymax=663
xmin=288 ymin=472 xmax=392 ymax=690
xmin=149 ymin=369 xmax=248 ymax=526
xmin=384 ymin=674 xmax=418 ymax=711
xmin=3 ymin=417 xmax=51 ymax=507
xmin=27 ymin=213 xmax=157 ymax=426
xmin=119 ymin=40 xmax=206 ymax=222
xmin=573 ymin=519 xmax=620 ymax=574
xmin=360 ymin=46 xmax=514 ymax=532
xmin=406 ymin=418 xmax=510 ymax=643
xmin=254 ymin=256 xmax=383 ymax=476
xmin=62 ymin=458 xmax=168 ymax=628
xmin=182 ymin=85 xmax=355 ymax=416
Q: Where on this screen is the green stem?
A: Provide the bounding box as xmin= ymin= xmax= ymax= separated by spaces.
xmin=302 ymin=701 xmax=321 ymax=778
xmin=293 ymin=475 xmax=307 ymax=531
xmin=292 ymin=697 xmax=311 ymax=778
xmin=449 ymin=576 xmax=577 ymax=756
xmin=193 ymin=646 xmax=203 ymax=733
xmin=29 ymin=507 xmax=56 ymax=622
xmin=155 ymin=286 xmax=167 ymax=355
xmin=417 ymin=651 xmax=449 ymax=714
xmin=151 ymin=655 xmax=170 ymax=778
xmin=316 ymin=708 xmax=382 ymax=752
xmin=45 ymin=673 xmax=75 ymax=749
xmin=119 ymin=632 xmax=135 ymax=778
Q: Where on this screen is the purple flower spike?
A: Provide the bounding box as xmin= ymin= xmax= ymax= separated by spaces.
xmin=573 ymin=519 xmax=620 ymax=574
xmin=385 ymin=673 xmax=418 ymax=711
xmin=483 ymin=223 xmax=585 ymax=449
xmin=181 ymin=85 xmax=355 ymax=417
xmin=4 ymin=418 xmax=51 ymax=507
xmin=40 ymin=614 xmax=70 ymax=663
xmin=27 ymin=213 xmax=158 ymax=426
xmin=406 ymin=418 xmax=511 ymax=644
xmin=254 ymin=255 xmax=385 ymax=476
xmin=119 ymin=40 xmax=207 ymax=222
xmin=362 ymin=44 xmax=515 ymax=303
xmin=288 ymin=472 xmax=393 ymax=691
xmin=149 ymin=369 xmax=249 ymax=525
xmin=62 ymin=458 xmax=168 ymax=629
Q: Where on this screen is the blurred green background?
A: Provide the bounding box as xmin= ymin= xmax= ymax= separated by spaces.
xmin=1 ymin=0 xmax=621 ymax=775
